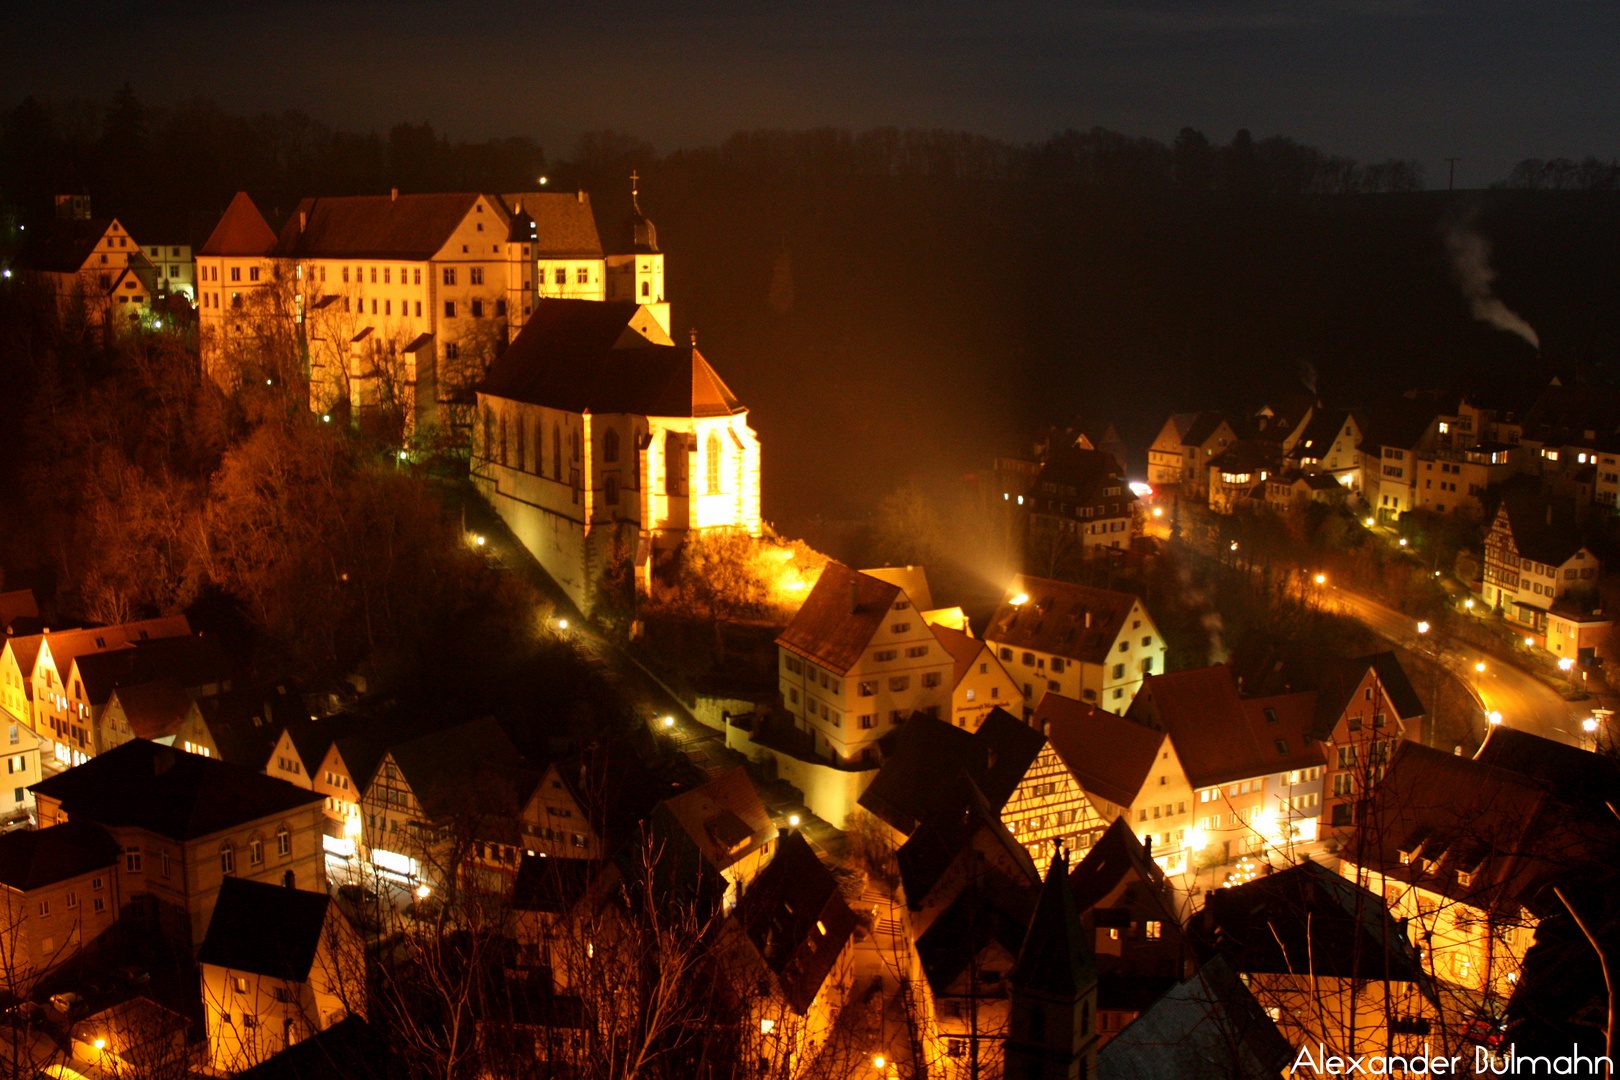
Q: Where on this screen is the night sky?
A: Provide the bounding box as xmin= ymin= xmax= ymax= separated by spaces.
xmin=6 ymin=0 xmax=1619 ymax=185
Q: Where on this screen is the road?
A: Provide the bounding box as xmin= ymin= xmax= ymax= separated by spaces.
xmin=1325 ymin=586 xmax=1592 ymax=748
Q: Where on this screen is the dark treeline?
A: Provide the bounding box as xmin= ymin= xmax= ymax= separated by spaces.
xmin=8 ymin=89 xmax=1620 ymax=527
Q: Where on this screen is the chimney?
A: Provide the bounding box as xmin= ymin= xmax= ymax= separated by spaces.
xmin=298 ymin=211 xmax=306 ymax=233
xmin=849 ymin=580 xmax=860 ymax=615
xmin=391 ymin=188 xmax=398 ymax=201
xmin=1144 ymin=834 xmax=1153 ymax=859
xmin=1084 ymin=610 xmax=1091 ymax=629
xmin=577 ymin=189 xmax=585 ymax=204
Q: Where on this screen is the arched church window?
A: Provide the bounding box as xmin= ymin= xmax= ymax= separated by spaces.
xmin=641 ymin=280 xmax=650 ymax=298
xmin=604 ymin=428 xmax=619 ymax=464
xmin=706 ymin=432 xmax=723 ymax=495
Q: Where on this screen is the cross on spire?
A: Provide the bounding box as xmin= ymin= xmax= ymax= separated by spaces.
xmin=630 ymin=170 xmax=641 ymax=212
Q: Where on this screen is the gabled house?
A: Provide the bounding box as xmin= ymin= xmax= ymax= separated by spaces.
xmin=776 ymin=562 xmax=955 ymax=768
xmin=984 ymin=575 xmax=1165 ymax=715
xmin=858 ymin=709 xmax=1099 ymax=863
xmin=1260 ymin=469 xmax=1344 ymax=515
xmin=23 ymin=215 xmax=158 ymax=327
xmin=69 ymin=997 xmax=192 ymax=1078
xmin=0 ymin=820 xmax=120 ymax=990
xmin=1285 ymin=408 xmax=1364 ymax=495
xmin=1146 ymin=412 xmax=1236 ymax=498
xmin=1310 ymin=652 xmax=1425 ymax=834
xmin=651 ymin=767 xmax=777 ymax=911
xmin=1068 ymin=818 xmax=1192 ymax=1042
xmin=728 ymin=830 xmax=859 ymax=1069
xmin=1128 ymin=666 xmax=1326 ymax=868
xmin=199 ymin=877 xmax=364 ymax=1073
xmin=929 ymin=624 xmax=1024 ymax=731
xmin=196 ymin=191 xmax=281 ymax=389
xmin=73 ymin=634 xmax=231 ymax=755
xmin=27 ymin=616 xmax=193 ymax=766
xmin=1482 ymin=485 xmax=1601 ymax=636
xmin=518 ymin=758 xmax=606 ymax=860
xmin=312 ymin=736 xmax=379 ymax=883
xmin=1038 ymin=693 xmax=1196 ymax=873
xmin=0 ymin=718 xmax=42 ymax=823
xmin=475 ymin=297 xmax=761 ymax=611
xmin=1360 ymin=402 xmax=1439 ymax=524
xmin=30 ymin=739 xmax=327 ymax=949
xmin=1194 ymin=860 xmax=1438 ymax=1060
xmin=359 ymin=718 xmax=537 ymax=896
xmin=97 ymin=678 xmax=209 ymax=758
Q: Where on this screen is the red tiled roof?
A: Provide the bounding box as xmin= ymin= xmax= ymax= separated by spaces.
xmin=109 ymin=678 xmax=195 ymax=741
xmin=273 ymin=192 xmax=485 ymax=260
xmin=1039 ymin=693 xmax=1165 ymax=808
xmin=985 ymin=575 xmax=1142 ymax=665
xmin=1130 ymin=666 xmax=1324 ymax=789
xmin=198 ymin=192 xmax=278 ymax=257
xmin=23 ymin=219 xmax=119 ymax=273
xmin=776 ymin=564 xmax=902 ymax=675
xmin=37 ymin=617 xmax=192 ymax=682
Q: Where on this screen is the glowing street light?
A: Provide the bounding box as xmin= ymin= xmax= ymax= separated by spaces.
xmin=1398 ymin=538 xmax=1408 ymax=548
xmin=662 ymin=715 xmax=675 ymax=728
xmin=1559 ymin=657 xmax=1576 ymax=672
xmin=1010 ymin=592 xmax=1029 ymax=606
xmin=415 ymin=883 xmax=433 ymax=899
xmin=1152 ymin=507 xmax=1164 ymax=518
xmin=1416 ymin=621 xmax=1430 ymax=634
xmin=93 ymin=1038 xmax=106 ymax=1050
xmin=1464 ymin=599 xmax=1474 ymax=609
xmin=557 ymin=619 xmax=568 ymax=630
xmin=873 ymin=1056 xmax=887 ymax=1071
xmin=473 ymin=534 xmax=486 ymax=547
xmin=1474 ymin=662 xmax=1486 ymax=673
xmin=1314 ymin=574 xmax=1326 ymax=585
xmin=1364 ymin=517 xmax=1375 ymax=527
xmin=788 ymin=814 xmax=801 ymax=827
xmin=1525 ymin=637 xmax=1536 ymax=648
xmin=1229 ymin=541 xmax=1239 ymax=552
xmin=1488 ymin=711 xmax=1503 ymax=725
xmin=1583 ymin=717 xmax=1600 ymax=734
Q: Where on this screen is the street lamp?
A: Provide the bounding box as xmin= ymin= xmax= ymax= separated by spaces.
xmin=1364 ymin=517 xmax=1375 ymax=528
xmin=1399 ymin=538 xmax=1408 ymax=548
xmin=1314 ymin=574 xmax=1326 ymax=585
xmin=557 ymin=619 xmax=568 ymax=630
xmin=1583 ymin=717 xmax=1599 ymax=734
xmin=1559 ymin=657 xmax=1576 ymax=672
xmin=662 ymin=715 xmax=675 ymax=728
xmin=788 ymin=814 xmax=801 ymax=827
xmin=1524 ymin=637 xmax=1535 ymax=648
xmin=1416 ymin=621 xmax=1430 ymax=635
xmin=1465 ymin=599 xmax=1474 ymax=610
xmin=1488 ymin=711 xmax=1503 ymax=725
xmin=1475 ymin=662 xmax=1486 ymax=673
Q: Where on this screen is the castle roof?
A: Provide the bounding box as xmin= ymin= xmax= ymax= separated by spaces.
xmin=501 ymin=191 xmax=604 ymax=258
xmin=274 ymin=192 xmax=491 ymax=260
xmin=479 ymin=299 xmax=742 ymax=419
xmin=198 ymin=192 xmax=279 ymax=257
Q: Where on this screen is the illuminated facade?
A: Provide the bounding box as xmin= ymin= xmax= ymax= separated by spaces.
xmin=475 ymin=299 xmax=762 ymax=612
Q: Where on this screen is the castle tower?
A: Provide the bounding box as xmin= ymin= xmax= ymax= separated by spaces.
xmin=1005 ymin=848 xmax=1100 ymax=1080
xmin=605 ymin=172 xmax=669 ymax=335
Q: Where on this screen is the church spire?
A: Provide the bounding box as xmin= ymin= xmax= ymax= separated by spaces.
xmin=630 ymin=170 xmax=641 ymax=214
xmin=1005 ymin=847 xmax=1100 ymax=1080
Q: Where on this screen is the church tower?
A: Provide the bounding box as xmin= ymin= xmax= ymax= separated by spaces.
xmin=1004 ymin=848 xmax=1100 ymax=1080
xmin=605 ymin=172 xmax=670 ymax=335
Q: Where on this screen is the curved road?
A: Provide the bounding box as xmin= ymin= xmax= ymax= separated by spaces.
xmin=1325 ymin=586 xmax=1592 ymax=748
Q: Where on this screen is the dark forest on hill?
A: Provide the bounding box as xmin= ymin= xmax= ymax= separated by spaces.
xmin=6 ymin=90 xmax=1620 ymax=525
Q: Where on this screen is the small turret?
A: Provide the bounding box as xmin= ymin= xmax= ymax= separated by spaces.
xmin=1005 ymin=846 xmax=1100 ymax=1080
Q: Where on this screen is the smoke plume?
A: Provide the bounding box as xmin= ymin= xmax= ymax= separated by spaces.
xmin=1444 ymin=214 xmax=1540 ymax=351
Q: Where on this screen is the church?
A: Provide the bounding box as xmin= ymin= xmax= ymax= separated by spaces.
xmin=472 ymin=298 xmax=762 ymax=611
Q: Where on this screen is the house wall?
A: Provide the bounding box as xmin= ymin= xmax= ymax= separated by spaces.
xmin=1004 ymin=744 xmax=1107 ymax=866
xmin=949 ymin=646 xmax=1024 ymax=731
xmin=0 ymin=865 xmax=121 ymax=992
xmin=1123 ymin=739 xmax=1198 ymax=876
xmin=0 ymin=642 xmax=33 ymax=732
xmin=0 ymin=721 xmax=41 ymax=821
xmin=1250 ymin=973 xmax=1438 ymax=1062
xmin=726 ymin=723 xmax=877 ymax=829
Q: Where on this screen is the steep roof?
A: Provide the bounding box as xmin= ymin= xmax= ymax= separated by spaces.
xmin=1288 ymin=408 xmax=1356 ymax=461
xmin=929 ymin=623 xmax=989 ymax=691
xmin=985 ymin=575 xmax=1143 ymax=665
xmin=273 ymin=192 xmax=484 ymax=260
xmin=1095 ymin=957 xmax=1294 ymax=1080
xmin=916 ymin=885 xmax=1035 ymax=996
xmin=1130 ymin=667 xmax=1324 ymax=789
xmin=1500 ymin=488 xmax=1589 ymax=567
xmin=1194 ymin=859 xmax=1430 ymax=985
xmin=0 ymin=820 xmax=118 ymax=891
xmin=31 ymin=739 xmax=323 ymax=841
xmin=109 ymin=679 xmax=196 ymax=740
xmin=501 ymin=191 xmax=604 ymax=258
xmin=1068 ymin=816 xmax=1176 ymax=918
xmin=859 ymin=566 xmax=934 ymax=612
xmin=898 ymin=784 xmax=1038 ymax=909
xmin=1472 ymin=726 xmax=1620 ymax=819
xmin=732 ymin=830 xmax=859 ymax=1015
xmin=198 ymin=192 xmax=278 ymax=257
xmin=234 ymin=1015 xmax=391 ymax=1080
xmin=23 ymin=218 xmax=119 ymax=273
xmin=1010 ymin=850 xmax=1097 ymax=998
xmin=478 ymin=299 xmax=741 ymax=418
xmin=776 ymin=563 xmax=904 ymax=675
xmin=658 ymin=767 xmax=776 ymax=875
xmin=1180 ymin=411 xmax=1231 ymax=449
xmin=1031 ymin=446 xmax=1134 ymax=509
xmin=1348 ymin=741 xmax=1590 ymax=915
xmin=36 ymin=616 xmax=192 ymax=680
xmin=197 ymin=877 xmax=334 ymax=981
xmin=388 ymin=717 xmax=532 ymax=821
xmin=1309 ymin=652 xmax=1423 ymax=741
xmin=858 ymin=710 xmax=1045 ymax=836
xmin=1039 ymin=694 xmax=1164 ymax=809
